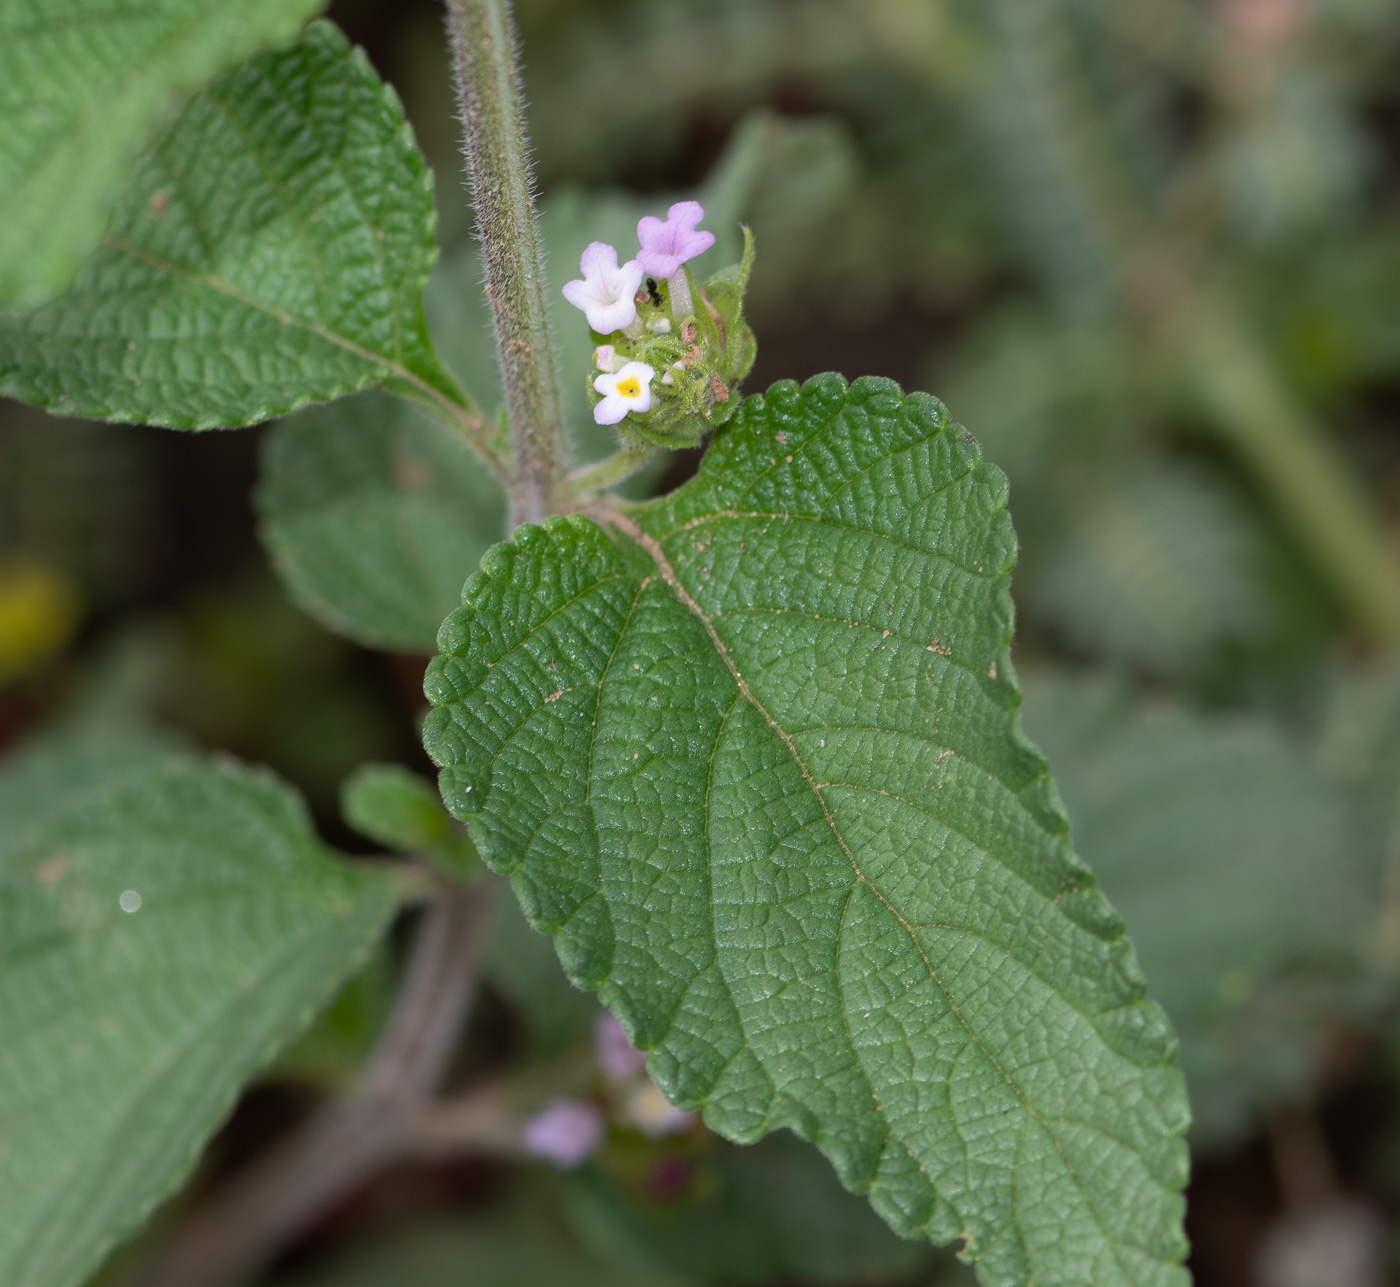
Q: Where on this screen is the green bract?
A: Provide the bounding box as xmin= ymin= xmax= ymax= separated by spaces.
xmin=0 ymin=21 xmax=466 ymax=431
xmin=0 ymin=734 xmax=395 ymax=1287
xmin=0 ymin=0 xmax=324 ymax=310
xmin=424 ymin=374 xmax=1190 ymax=1287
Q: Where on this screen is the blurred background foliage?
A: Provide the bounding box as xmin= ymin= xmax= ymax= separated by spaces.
xmin=8 ymin=0 xmax=1400 ymax=1283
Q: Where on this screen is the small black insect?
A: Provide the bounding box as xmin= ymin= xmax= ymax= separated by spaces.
xmin=645 ymin=276 xmax=662 ymax=306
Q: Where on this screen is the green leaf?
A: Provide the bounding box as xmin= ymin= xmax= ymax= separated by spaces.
xmin=1024 ymin=457 xmax=1286 ymax=678
xmin=1020 ymin=672 xmax=1375 ymax=1149
xmin=423 ymin=374 xmax=1190 ymax=1287
xmin=0 ymin=21 xmax=467 ymax=431
xmin=0 ymin=732 xmax=396 ymax=1287
xmin=257 ymin=390 xmax=504 ymax=651
xmin=341 ymin=761 xmax=479 ymax=878
xmin=0 ymin=0 xmax=324 ymax=311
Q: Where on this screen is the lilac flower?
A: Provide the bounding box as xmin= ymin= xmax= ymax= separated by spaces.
xmin=593 ymin=344 xmax=621 ymax=373
xmin=593 ymin=361 xmax=655 ymax=425
xmin=561 ymin=242 xmax=644 ymax=334
xmin=595 ymin=1012 xmax=648 ymax=1081
xmin=522 ymin=1098 xmax=604 ymax=1169
xmin=636 ymin=201 xmax=715 ymax=278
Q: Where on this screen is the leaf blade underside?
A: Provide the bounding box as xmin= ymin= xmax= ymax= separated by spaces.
xmin=423 ymin=374 xmax=1189 ymax=1287
xmin=0 ymin=20 xmax=466 ymax=431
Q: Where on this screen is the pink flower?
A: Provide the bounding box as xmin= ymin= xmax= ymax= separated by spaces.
xmin=522 ymin=1099 xmax=604 ymax=1168
xmin=636 ymin=201 xmax=715 ymax=278
xmin=562 ymin=242 xmax=644 ymax=334
xmin=595 ymin=1012 xmax=648 ymax=1081
xmin=593 ymin=361 xmax=655 ymax=425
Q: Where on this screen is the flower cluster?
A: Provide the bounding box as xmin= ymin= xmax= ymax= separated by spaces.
xmin=560 ymin=201 xmax=755 ymax=449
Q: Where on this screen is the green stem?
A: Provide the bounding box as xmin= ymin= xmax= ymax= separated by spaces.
xmin=445 ymin=0 xmax=566 ymax=528
xmin=565 ymin=447 xmax=660 ymax=499
xmin=1185 ymin=302 xmax=1400 ymax=645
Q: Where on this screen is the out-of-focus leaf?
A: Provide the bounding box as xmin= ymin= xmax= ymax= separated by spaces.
xmin=0 ymin=0 xmax=323 ymax=310
xmin=1025 ymin=457 xmax=1284 ymax=677
xmin=944 ymin=312 xmax=1316 ymax=677
xmin=1216 ymin=68 xmax=1371 ymax=246
xmin=258 ymin=390 xmax=503 ymax=653
xmin=0 ymin=21 xmax=466 ymax=431
xmin=0 ymin=734 xmax=396 ymax=1287
xmin=266 ymin=1198 xmax=674 ymax=1287
xmin=1021 ymin=671 xmax=1376 ymax=1148
xmin=567 ymin=1131 xmax=954 ymax=1286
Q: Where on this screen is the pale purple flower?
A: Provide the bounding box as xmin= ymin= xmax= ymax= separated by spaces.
xmin=522 ymin=1098 xmax=604 ymax=1168
xmin=593 ymin=361 xmax=655 ymax=425
xmin=562 ymin=242 xmax=644 ymax=334
xmin=595 ymin=1012 xmax=648 ymax=1081
xmin=636 ymin=201 xmax=715 ymax=278
xmin=593 ymin=344 xmax=621 ymax=373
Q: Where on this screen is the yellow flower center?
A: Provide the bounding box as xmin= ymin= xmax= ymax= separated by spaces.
xmin=616 ymin=376 xmax=641 ymax=399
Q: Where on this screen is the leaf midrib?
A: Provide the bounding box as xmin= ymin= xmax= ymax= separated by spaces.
xmin=599 ymin=503 xmax=1152 ymax=1279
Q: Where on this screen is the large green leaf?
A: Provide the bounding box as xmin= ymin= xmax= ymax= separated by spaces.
xmin=0 ymin=20 xmax=466 ymax=431
xmin=258 ymin=390 xmax=503 ymax=651
xmin=0 ymin=732 xmax=396 ymax=1287
xmin=0 ymin=0 xmax=324 ymax=311
xmin=423 ymin=374 xmax=1190 ymax=1287
xmin=1020 ymin=673 xmax=1374 ymax=1149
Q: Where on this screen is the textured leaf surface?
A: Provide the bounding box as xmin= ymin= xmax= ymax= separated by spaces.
xmin=0 ymin=21 xmax=465 ymax=430
xmin=0 ymin=733 xmax=396 ymax=1287
xmin=258 ymin=390 xmax=503 ymax=650
xmin=424 ymin=374 xmax=1190 ymax=1287
xmin=0 ymin=0 xmax=323 ymax=310
xmin=1021 ymin=673 xmax=1374 ymax=1148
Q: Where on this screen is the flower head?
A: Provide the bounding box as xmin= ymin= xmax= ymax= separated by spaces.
xmin=562 ymin=242 xmax=644 ymax=334
xmin=593 ymin=360 xmax=655 ymax=425
xmin=522 ymin=1099 xmax=604 ymax=1169
xmin=636 ymin=201 xmax=715 ymax=278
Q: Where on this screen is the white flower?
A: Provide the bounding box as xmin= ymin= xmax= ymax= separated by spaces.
xmin=593 ymin=344 xmax=621 ymax=372
xmin=562 ymin=242 xmax=644 ymax=335
xmin=593 ymin=361 xmax=655 ymax=425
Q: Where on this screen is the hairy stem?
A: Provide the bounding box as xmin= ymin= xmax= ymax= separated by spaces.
xmin=445 ymin=0 xmax=566 ymax=528
xmin=136 ymin=882 xmax=496 ymax=1287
